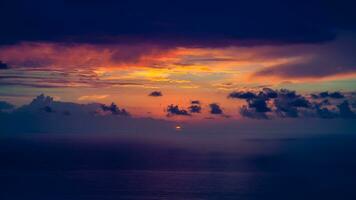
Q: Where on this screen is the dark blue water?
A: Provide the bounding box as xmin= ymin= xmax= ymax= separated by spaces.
xmin=1 ymin=134 xmax=356 ymax=199
xmin=1 ymin=170 xmax=264 ymax=200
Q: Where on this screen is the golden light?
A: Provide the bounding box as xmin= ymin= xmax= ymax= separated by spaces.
xmin=175 ymin=125 xmax=182 ymax=131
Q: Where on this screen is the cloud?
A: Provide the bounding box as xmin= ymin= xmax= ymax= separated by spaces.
xmin=230 ymin=88 xmax=355 ymax=119
xmin=0 ymin=61 xmax=9 ymax=69
xmin=209 ymin=103 xmax=223 ymax=115
xmin=16 ymin=94 xmax=131 ymax=117
xmin=248 ymin=98 xmax=271 ymax=113
xmin=189 ymin=100 xmax=202 ymax=113
xmin=273 ymin=89 xmax=311 ymax=118
xmin=229 ymin=91 xmax=257 ymax=100
xmin=0 ymin=42 xmax=171 ymax=69
xmin=232 ymin=89 xmax=274 ymax=119
xmin=42 ymin=106 xmax=55 ymax=113
xmin=191 ymin=100 xmax=200 ymax=104
xmin=228 ymin=88 xmax=278 ymax=100
xmin=239 ymin=105 xmax=269 ymax=119
xmin=100 ymin=103 xmax=130 ymax=116
xmin=1 ymin=1 xmax=355 ymax=46
xmin=314 ymin=105 xmax=337 ymax=119
xmin=254 ymin=35 xmax=356 ymax=78
xmin=311 ymin=91 xmax=345 ymax=99
xmin=166 ymin=104 xmax=190 ymax=116
xmin=0 ymin=101 xmax=15 ymax=111
xmin=337 ymin=100 xmax=356 ymax=119
xmin=148 ymin=91 xmax=163 ymax=97
xmin=28 ymin=94 xmax=54 ymax=108
xmin=0 ymin=94 xmax=176 ymax=134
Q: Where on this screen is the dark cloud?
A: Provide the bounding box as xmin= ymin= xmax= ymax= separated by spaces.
xmin=248 ymin=98 xmax=271 ymax=113
xmin=255 ymin=58 xmax=356 ymax=78
xmin=240 ymin=105 xmax=269 ymax=119
xmin=229 ymin=88 xmax=278 ymax=101
xmin=188 ymin=100 xmax=202 ymax=113
xmin=0 ymin=95 xmax=176 ymax=134
xmin=166 ymin=105 xmax=190 ymax=116
xmin=254 ymin=35 xmax=356 ymax=78
xmin=228 ymin=91 xmax=257 ymax=100
xmin=260 ymin=88 xmax=278 ymax=99
xmin=1 ymin=0 xmax=356 ymax=46
xmin=42 ymin=106 xmax=55 ymax=113
xmin=191 ymin=100 xmax=200 ymax=104
xmin=0 ymin=61 xmax=9 ymax=69
xmin=273 ymin=89 xmax=311 ymax=118
xmin=28 ymin=94 xmax=54 ymax=109
xmin=233 ymin=89 xmax=273 ymax=119
xmin=101 ymin=103 xmax=130 ymax=116
xmin=311 ymin=91 xmax=345 ymax=99
xmin=189 ymin=105 xmax=201 ymax=113
xmin=209 ymin=103 xmax=223 ymax=115
xmin=231 ymin=88 xmax=355 ymax=119
xmin=148 ymin=91 xmax=163 ymax=97
xmin=189 ymin=105 xmax=202 ymax=113
xmin=314 ymin=105 xmax=337 ymax=119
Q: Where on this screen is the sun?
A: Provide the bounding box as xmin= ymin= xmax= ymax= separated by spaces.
xmin=175 ymin=125 xmax=182 ymax=131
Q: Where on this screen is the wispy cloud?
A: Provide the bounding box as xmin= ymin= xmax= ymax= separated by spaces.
xmin=78 ymin=95 xmax=109 ymax=101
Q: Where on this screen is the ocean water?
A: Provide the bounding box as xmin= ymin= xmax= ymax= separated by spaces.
xmin=1 ymin=134 xmax=356 ymax=200
xmin=1 ymin=170 xmax=266 ymax=200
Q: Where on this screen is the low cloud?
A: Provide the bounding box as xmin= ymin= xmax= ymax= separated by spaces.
xmin=191 ymin=100 xmax=200 ymax=104
xmin=338 ymin=100 xmax=356 ymax=119
xmin=240 ymin=106 xmax=268 ymax=119
xmin=229 ymin=91 xmax=257 ymax=100
xmin=166 ymin=105 xmax=190 ymax=116
xmin=0 ymin=101 xmax=14 ymax=111
xmin=209 ymin=103 xmax=223 ymax=115
xmin=149 ymin=91 xmax=163 ymax=97
xmin=229 ymin=88 xmax=356 ymax=119
xmin=311 ymin=91 xmax=345 ymax=99
xmin=101 ymin=103 xmax=130 ymax=116
xmin=189 ymin=100 xmax=202 ymax=113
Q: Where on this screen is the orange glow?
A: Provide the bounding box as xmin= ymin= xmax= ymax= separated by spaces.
xmin=1 ymin=41 xmax=355 ymax=121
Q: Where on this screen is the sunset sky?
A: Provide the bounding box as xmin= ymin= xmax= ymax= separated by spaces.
xmin=0 ymin=0 xmax=356 ymax=120
xmin=2 ymin=1 xmax=356 ymax=199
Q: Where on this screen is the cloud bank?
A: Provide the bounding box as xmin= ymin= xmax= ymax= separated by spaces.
xmin=230 ymin=88 xmax=356 ymax=119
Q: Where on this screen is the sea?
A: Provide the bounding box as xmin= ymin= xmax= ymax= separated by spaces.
xmin=1 ymin=133 xmax=356 ymax=200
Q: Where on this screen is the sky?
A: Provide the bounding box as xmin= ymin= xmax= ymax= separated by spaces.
xmin=1 ymin=2 xmax=356 ymax=199
xmin=0 ymin=0 xmax=356 ymax=121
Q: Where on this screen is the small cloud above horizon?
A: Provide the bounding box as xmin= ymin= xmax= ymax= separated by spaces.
xmin=148 ymin=91 xmax=163 ymax=97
